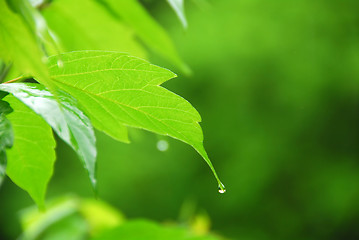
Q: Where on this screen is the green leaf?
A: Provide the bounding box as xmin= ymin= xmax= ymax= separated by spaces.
xmin=0 ymin=97 xmax=13 ymax=186
xmin=6 ymin=0 xmax=61 ymax=56
xmin=99 ymin=0 xmax=189 ymax=73
xmin=43 ymin=0 xmax=146 ymax=58
xmin=20 ymin=196 xmax=123 ymax=239
xmin=38 ymin=215 xmax=88 ymax=240
xmin=20 ymin=196 xmax=83 ymax=240
xmin=0 ymin=102 xmax=13 ymax=149
xmin=0 ymin=150 xmax=7 ymax=187
xmin=4 ymin=95 xmax=56 ymax=207
xmin=0 ymin=83 xmax=98 ymax=189
xmin=0 ymin=0 xmax=53 ymax=89
xmin=48 ymin=51 xmax=224 ymax=191
xmin=91 ymin=220 xmax=220 ymax=240
xmin=0 ymin=96 xmax=13 ymax=113
xmin=167 ymin=0 xmax=187 ymax=29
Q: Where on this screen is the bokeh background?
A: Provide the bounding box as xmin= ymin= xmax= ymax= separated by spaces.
xmin=1 ymin=0 xmax=359 ymax=239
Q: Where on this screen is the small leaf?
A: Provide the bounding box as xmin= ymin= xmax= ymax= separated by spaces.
xmin=48 ymin=51 xmax=223 ymax=189
xmin=4 ymin=95 xmax=56 ymax=207
xmin=0 ymin=83 xmax=98 ymax=189
xmin=99 ymin=0 xmax=189 ymax=73
xmin=167 ymin=0 xmax=188 ymax=29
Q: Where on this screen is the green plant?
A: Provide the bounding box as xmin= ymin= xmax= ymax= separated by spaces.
xmin=17 ymin=195 xmax=220 ymax=240
xmin=0 ymin=0 xmax=225 ymax=210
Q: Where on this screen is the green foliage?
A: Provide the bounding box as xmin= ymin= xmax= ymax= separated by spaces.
xmin=19 ymin=196 xmax=219 ymax=240
xmin=0 ymin=83 xmax=97 ymax=189
xmin=0 ymin=0 xmax=222 ymax=208
xmin=6 ymin=0 xmax=59 ymax=55
xmin=0 ymin=0 xmax=227 ymax=238
xmin=0 ymin=0 xmax=54 ymax=90
xmin=42 ymin=0 xmax=145 ymax=58
xmin=79 ymin=199 xmax=125 ymax=235
xmin=2 ymin=0 xmax=359 ymax=239
xmin=20 ymin=197 xmax=84 ymax=240
xmin=92 ymin=220 xmax=219 ymax=240
xmin=0 ymin=95 xmax=13 ymax=186
xmin=4 ymin=95 xmax=55 ymax=207
xmin=46 ymin=51 xmax=222 ymax=189
xmin=99 ymin=0 xmax=189 ymax=73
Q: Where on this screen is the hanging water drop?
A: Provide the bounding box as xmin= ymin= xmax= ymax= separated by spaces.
xmin=218 ymin=188 xmax=226 ymax=194
xmin=57 ymin=59 xmax=64 ymax=68
xmin=156 ymin=140 xmax=169 ymax=152
xmin=218 ymin=183 xmax=226 ymax=194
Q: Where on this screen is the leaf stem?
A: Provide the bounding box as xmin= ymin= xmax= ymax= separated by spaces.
xmin=3 ymin=76 xmax=28 ymax=84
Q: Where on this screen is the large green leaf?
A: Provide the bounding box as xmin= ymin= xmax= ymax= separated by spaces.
xmin=48 ymin=51 xmax=224 ymax=191
xmin=167 ymin=0 xmax=187 ymax=29
xmin=99 ymin=0 xmax=189 ymax=72
xmin=4 ymin=95 xmax=56 ymax=207
xmin=0 ymin=83 xmax=98 ymax=189
xmin=0 ymin=0 xmax=53 ymax=89
xmin=43 ymin=0 xmax=145 ymax=58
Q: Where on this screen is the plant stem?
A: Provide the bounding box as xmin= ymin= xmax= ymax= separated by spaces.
xmin=3 ymin=76 xmax=28 ymax=84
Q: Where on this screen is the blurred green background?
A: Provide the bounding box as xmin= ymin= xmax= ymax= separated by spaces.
xmin=1 ymin=0 xmax=359 ymax=239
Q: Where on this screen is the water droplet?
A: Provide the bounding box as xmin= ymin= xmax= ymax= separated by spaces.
xmin=218 ymin=188 xmax=226 ymax=194
xmin=218 ymin=183 xmax=226 ymax=194
xmin=156 ymin=140 xmax=169 ymax=152
xmin=57 ymin=59 xmax=64 ymax=68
